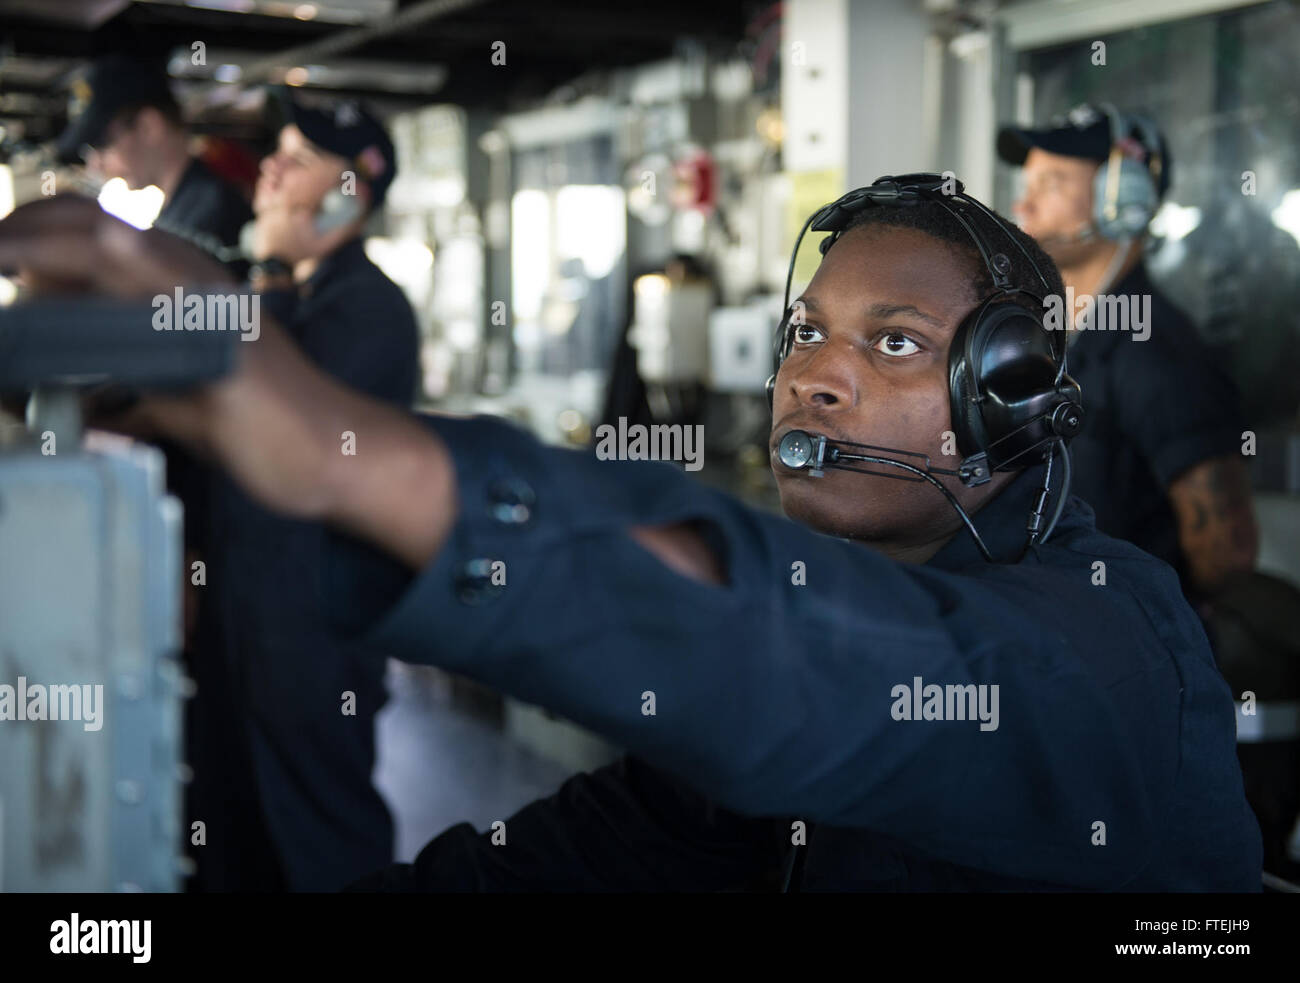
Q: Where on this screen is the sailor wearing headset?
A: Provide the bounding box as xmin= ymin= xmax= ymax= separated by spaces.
xmin=0 ymin=175 xmax=1262 ymax=891
xmin=999 ymin=104 xmax=1257 ymax=603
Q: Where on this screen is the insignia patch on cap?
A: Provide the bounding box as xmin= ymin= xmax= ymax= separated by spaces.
xmin=1064 ymin=104 xmax=1100 ymax=129
xmin=335 ymin=101 xmax=361 ymax=127
xmin=1115 ymin=135 xmax=1147 ymax=161
xmin=356 ymin=144 xmax=386 ymax=179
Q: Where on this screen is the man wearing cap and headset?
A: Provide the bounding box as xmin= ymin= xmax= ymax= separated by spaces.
xmin=997 ymin=104 xmax=1257 ymax=603
xmin=244 ymin=86 xmax=417 ymax=386
xmin=177 ymin=91 xmax=419 ymax=891
xmin=0 ymin=170 xmax=1260 ymax=891
xmin=58 ymin=53 xmax=252 ymax=277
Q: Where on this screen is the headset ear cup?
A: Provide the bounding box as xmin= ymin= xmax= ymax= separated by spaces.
xmin=1092 ymin=157 xmax=1158 ymax=239
xmin=967 ymin=302 xmax=1076 ymax=469
xmin=947 ymin=305 xmax=989 ymax=460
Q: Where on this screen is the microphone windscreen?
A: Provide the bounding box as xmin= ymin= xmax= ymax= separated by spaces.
xmin=778 ymin=429 xmax=814 ymax=469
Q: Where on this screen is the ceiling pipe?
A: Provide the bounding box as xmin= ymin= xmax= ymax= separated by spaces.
xmin=234 ymin=0 xmax=493 ymax=89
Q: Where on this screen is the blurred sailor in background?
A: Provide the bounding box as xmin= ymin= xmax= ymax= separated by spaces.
xmin=999 ymin=104 xmax=1258 ymax=602
xmin=59 ymin=52 xmax=252 ymax=277
xmin=182 ymin=90 xmax=419 ymax=891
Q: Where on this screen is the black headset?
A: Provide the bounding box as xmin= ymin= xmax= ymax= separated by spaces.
xmin=768 ymin=172 xmax=1084 ymax=481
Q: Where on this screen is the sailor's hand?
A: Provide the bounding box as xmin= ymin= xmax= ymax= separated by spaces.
xmin=0 ymin=194 xmax=236 ymax=297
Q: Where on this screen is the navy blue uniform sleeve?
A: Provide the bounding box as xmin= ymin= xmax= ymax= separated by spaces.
xmin=347 ymin=755 xmax=786 ymax=891
xmin=322 ymin=413 xmax=1194 ymax=889
xmin=1107 ymin=326 xmax=1244 ymax=487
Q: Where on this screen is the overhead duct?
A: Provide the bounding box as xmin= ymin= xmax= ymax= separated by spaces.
xmin=132 ymin=0 xmax=398 ymax=26
xmin=168 ymin=51 xmax=449 ymax=96
xmin=233 ymin=0 xmax=491 ymax=90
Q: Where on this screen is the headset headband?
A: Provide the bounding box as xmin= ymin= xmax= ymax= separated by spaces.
xmin=780 ymin=173 xmax=1061 ymax=374
xmin=784 ymin=173 xmax=1053 ymax=315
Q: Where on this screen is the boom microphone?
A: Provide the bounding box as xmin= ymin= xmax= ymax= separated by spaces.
xmin=776 ymin=428 xmax=1072 ymax=562
xmin=777 ymin=429 xmax=996 ymax=561
xmin=777 ymin=429 xmax=986 ymax=484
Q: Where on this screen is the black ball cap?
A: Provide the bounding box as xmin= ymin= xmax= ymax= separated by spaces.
xmin=57 ymin=53 xmax=177 ymax=164
xmin=269 ymin=86 xmax=397 ymax=210
xmin=997 ymin=103 xmax=1171 ymax=197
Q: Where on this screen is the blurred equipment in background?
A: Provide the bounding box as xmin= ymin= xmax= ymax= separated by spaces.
xmin=0 ymin=424 xmax=183 ymax=892
xmin=630 ymin=262 xmax=712 ymax=387
xmin=0 ymin=297 xmax=242 ymax=891
xmin=708 ymin=300 xmax=780 ymax=395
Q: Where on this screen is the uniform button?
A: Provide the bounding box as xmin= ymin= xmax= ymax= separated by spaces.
xmin=456 ymin=558 xmax=504 ymax=605
xmin=487 ymin=477 xmax=535 ymax=525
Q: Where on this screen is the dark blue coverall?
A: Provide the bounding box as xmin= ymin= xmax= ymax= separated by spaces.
xmin=186 ymin=236 xmax=419 ymax=891
xmin=328 ymin=414 xmax=1263 ymax=891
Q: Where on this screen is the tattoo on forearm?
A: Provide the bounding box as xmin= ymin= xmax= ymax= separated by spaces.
xmin=1170 ymin=456 xmax=1258 ymax=591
